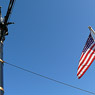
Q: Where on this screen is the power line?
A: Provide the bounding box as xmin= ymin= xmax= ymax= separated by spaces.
xmin=4 ymin=61 xmax=95 ymax=95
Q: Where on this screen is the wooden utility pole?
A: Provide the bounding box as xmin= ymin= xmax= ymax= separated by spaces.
xmin=0 ymin=40 xmax=4 ymax=95
xmin=0 ymin=0 xmax=15 ymax=93
xmin=0 ymin=6 xmax=4 ymax=95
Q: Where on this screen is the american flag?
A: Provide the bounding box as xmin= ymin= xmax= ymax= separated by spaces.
xmin=77 ymin=32 xmax=95 ymax=79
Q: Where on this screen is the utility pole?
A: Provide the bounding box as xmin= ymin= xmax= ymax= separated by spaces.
xmin=0 ymin=37 xmax=4 ymax=95
xmin=0 ymin=6 xmax=4 ymax=95
xmin=0 ymin=0 xmax=15 ymax=94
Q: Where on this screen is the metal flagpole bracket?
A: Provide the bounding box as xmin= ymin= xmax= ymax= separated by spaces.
xmin=0 ymin=59 xmax=4 ymax=63
xmin=0 ymin=41 xmax=3 ymax=44
xmin=88 ymin=26 xmax=95 ymax=34
xmin=0 ymin=87 xmax=4 ymax=92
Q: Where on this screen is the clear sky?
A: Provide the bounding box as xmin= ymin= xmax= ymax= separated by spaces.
xmin=1 ymin=0 xmax=95 ymax=95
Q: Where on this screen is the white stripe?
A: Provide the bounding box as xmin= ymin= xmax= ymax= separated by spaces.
xmin=77 ymin=46 xmax=95 ymax=73
xmin=79 ymin=43 xmax=94 ymax=66
xmin=78 ymin=54 xmax=95 ymax=78
xmin=77 ymin=47 xmax=95 ymax=73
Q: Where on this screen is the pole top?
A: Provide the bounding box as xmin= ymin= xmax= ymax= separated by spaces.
xmin=0 ymin=6 xmax=2 ymax=11
xmin=0 ymin=6 xmax=2 ymax=10
xmin=0 ymin=6 xmax=2 ymax=21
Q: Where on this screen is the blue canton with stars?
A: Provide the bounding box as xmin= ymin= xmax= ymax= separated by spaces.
xmin=83 ymin=33 xmax=94 ymax=53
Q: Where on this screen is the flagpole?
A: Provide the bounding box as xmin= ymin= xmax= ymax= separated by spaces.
xmin=88 ymin=26 xmax=95 ymax=34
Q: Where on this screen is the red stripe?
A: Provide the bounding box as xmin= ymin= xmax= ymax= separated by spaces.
xmin=78 ymin=53 xmax=84 ymax=70
xmin=77 ymin=53 xmax=84 ymax=71
xmin=79 ymin=53 xmax=84 ymax=62
xmin=78 ymin=55 xmax=95 ymax=79
xmin=78 ymin=44 xmax=95 ymax=70
xmin=77 ymin=50 xmax=94 ymax=76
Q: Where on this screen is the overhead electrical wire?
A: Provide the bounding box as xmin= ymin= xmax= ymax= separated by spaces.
xmin=3 ymin=61 xmax=95 ymax=95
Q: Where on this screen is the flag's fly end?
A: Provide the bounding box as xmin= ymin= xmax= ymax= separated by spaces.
xmin=77 ymin=75 xmax=80 ymax=79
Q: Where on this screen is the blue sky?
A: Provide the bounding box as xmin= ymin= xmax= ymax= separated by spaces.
xmin=1 ymin=0 xmax=95 ymax=95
